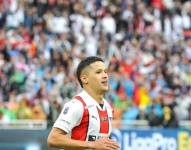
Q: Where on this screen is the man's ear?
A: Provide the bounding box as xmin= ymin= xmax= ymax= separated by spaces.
xmin=80 ymin=74 xmax=88 ymax=85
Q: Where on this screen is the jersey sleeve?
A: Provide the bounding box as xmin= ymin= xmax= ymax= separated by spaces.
xmin=53 ymin=99 xmax=84 ymax=133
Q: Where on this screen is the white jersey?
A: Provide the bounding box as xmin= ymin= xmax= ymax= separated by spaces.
xmin=53 ymin=90 xmax=113 ymax=141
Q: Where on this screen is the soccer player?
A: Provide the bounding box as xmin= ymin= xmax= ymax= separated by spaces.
xmin=47 ymin=56 xmax=120 ymax=150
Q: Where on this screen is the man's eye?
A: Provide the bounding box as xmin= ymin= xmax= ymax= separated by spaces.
xmin=96 ymin=71 xmax=101 ymax=73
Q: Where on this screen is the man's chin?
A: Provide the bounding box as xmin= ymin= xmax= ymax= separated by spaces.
xmin=102 ymin=87 xmax=109 ymax=92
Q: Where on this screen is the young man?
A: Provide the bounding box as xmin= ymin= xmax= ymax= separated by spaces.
xmin=47 ymin=56 xmax=120 ymax=150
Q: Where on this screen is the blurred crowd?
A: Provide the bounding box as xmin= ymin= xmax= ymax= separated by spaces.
xmin=0 ymin=0 xmax=191 ymax=128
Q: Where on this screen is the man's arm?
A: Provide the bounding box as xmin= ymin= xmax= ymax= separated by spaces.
xmin=47 ymin=128 xmax=120 ymax=150
xmin=47 ymin=127 xmax=93 ymax=150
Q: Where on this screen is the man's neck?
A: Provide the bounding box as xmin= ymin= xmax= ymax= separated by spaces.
xmin=84 ymin=87 xmax=104 ymax=104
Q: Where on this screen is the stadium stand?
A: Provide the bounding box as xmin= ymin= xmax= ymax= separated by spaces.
xmin=0 ymin=0 xmax=191 ymax=130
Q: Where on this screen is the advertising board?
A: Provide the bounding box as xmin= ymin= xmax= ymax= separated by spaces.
xmin=111 ymin=128 xmax=191 ymax=150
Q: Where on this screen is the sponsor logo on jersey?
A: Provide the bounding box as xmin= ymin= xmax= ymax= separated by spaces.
xmin=91 ymin=115 xmax=98 ymax=121
xmin=88 ymin=134 xmax=109 ymax=141
xmin=88 ymin=135 xmax=97 ymax=141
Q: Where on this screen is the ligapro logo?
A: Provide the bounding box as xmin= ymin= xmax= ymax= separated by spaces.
xmin=178 ymin=131 xmax=191 ymax=150
xmin=111 ymin=129 xmax=177 ymax=150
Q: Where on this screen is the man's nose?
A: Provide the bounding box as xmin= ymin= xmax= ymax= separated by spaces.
xmin=103 ymin=72 xmax=108 ymax=78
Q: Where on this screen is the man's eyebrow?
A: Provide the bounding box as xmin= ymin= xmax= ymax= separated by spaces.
xmin=95 ymin=68 xmax=108 ymax=71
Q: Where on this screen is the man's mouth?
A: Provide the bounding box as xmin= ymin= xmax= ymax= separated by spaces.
xmin=101 ymin=81 xmax=108 ymax=85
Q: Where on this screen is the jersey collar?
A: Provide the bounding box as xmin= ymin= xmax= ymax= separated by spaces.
xmin=81 ymin=90 xmax=106 ymax=110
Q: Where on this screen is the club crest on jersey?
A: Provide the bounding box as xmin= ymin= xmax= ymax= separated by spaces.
xmin=101 ymin=117 xmax=107 ymax=122
xmin=63 ymin=107 xmax=69 ymax=114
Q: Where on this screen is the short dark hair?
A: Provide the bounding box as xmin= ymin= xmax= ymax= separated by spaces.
xmin=76 ymin=56 xmax=104 ymax=87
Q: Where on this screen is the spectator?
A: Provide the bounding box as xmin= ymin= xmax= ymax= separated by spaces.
xmin=0 ymin=0 xmax=190 ymax=129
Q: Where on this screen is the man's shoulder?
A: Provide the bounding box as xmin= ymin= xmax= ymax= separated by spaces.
xmin=60 ymin=99 xmax=84 ymax=116
xmin=73 ymin=91 xmax=92 ymax=105
xmin=65 ymin=97 xmax=84 ymax=109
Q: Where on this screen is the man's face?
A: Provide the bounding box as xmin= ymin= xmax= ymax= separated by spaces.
xmin=81 ymin=61 xmax=109 ymax=93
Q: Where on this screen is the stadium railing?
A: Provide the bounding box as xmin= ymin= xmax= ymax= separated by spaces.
xmin=0 ymin=120 xmax=47 ymax=130
xmin=0 ymin=120 xmax=191 ymax=129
